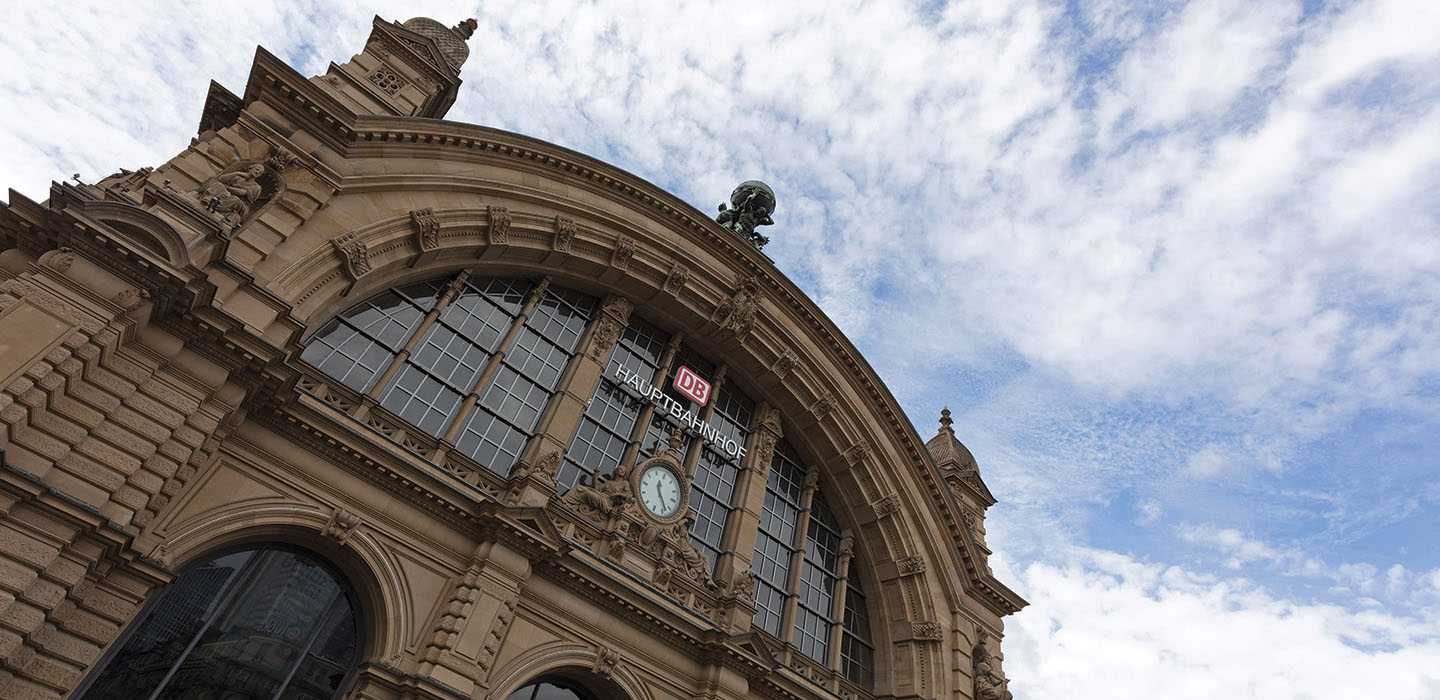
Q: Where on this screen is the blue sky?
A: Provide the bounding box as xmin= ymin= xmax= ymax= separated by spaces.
xmin=3 ymin=1 xmax=1438 ymax=696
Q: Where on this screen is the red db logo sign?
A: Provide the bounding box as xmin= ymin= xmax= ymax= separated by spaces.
xmin=673 ymin=366 xmax=711 ymax=405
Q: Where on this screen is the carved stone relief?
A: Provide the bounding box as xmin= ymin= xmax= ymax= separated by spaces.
xmin=770 ymin=350 xmax=798 ymax=380
xmin=712 ymin=272 xmax=761 ymax=339
xmin=873 ymin=494 xmax=900 ymax=516
xmin=486 ymin=205 xmax=511 ymax=246
xmin=610 ymin=236 xmax=636 ymax=270
xmin=37 ymin=247 xmax=76 ymax=274
xmin=587 ymin=296 xmax=634 ymax=361
xmin=553 ymin=215 xmax=576 ymax=252
xmin=322 ymin=507 xmax=362 ymax=544
xmin=663 ymin=262 xmax=689 ymax=295
xmin=331 ymin=232 xmax=372 ymax=280
xmin=844 ymin=442 xmax=870 ymax=466
xmin=809 ymin=390 xmax=836 ymax=421
xmin=186 ymin=147 xmax=294 ymax=229
xmin=974 ymin=635 xmax=1014 ymax=700
xmin=411 ymin=207 xmax=439 ymax=251
xmin=593 ymin=645 xmax=621 ymax=678
xmin=367 ymin=62 xmax=408 ymax=95
xmin=912 ymin=620 xmax=944 ymax=641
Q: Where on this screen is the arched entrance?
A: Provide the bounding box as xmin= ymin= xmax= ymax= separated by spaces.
xmin=72 ymin=546 xmax=362 ymax=700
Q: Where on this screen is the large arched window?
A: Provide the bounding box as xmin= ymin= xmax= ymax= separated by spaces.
xmin=74 ymin=547 xmax=362 ymax=700
xmin=750 ymin=437 xmax=875 ymax=686
xmin=300 ymin=273 xmax=596 ymax=474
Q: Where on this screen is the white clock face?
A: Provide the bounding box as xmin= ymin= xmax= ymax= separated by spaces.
xmin=638 ymin=465 xmax=682 ymax=518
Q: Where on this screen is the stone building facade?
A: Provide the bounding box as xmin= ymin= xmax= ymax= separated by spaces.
xmin=0 ymin=15 xmax=1024 ymax=700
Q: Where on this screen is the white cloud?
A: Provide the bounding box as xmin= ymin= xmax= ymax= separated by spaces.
xmin=998 ymin=547 xmax=1440 ymax=700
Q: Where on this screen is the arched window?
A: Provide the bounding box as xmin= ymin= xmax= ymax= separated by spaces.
xmin=504 ymin=677 xmax=601 ymax=700
xmin=74 ymin=547 xmax=362 ymax=700
xmin=300 ymin=273 xmax=596 ymax=474
xmin=750 ymin=438 xmax=875 ymax=686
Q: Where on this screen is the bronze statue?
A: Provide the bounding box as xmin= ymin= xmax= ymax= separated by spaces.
xmin=715 ymin=180 xmax=776 ymax=249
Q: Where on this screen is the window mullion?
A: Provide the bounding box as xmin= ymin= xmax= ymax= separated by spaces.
xmin=780 ymin=466 xmax=819 ymax=642
xmin=440 ymin=278 xmax=549 ymax=445
xmin=365 ymin=272 xmax=468 ymax=401
xmin=825 ymin=531 xmax=855 ymax=671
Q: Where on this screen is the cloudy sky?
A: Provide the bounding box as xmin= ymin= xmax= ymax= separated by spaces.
xmin=3 ymin=0 xmax=1438 ymax=697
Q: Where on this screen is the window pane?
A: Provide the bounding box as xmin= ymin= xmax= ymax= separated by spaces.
xmin=379 ymin=365 xmax=464 ymax=436
xmin=76 ymin=548 xmax=360 ymax=700
xmin=841 ymin=569 xmax=875 ymax=687
xmin=77 ymin=551 xmax=252 ymax=700
xmin=155 ymin=550 xmax=341 ymax=700
xmin=277 ymin=596 xmax=359 ymax=700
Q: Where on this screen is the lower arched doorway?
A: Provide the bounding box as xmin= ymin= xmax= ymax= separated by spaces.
xmin=504 ymin=676 xmax=604 ymax=700
xmin=72 ymin=546 xmax=362 ymax=700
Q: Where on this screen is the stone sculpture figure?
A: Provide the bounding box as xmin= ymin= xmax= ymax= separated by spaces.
xmin=973 ymin=636 xmax=1013 ymax=700
xmin=194 ymin=164 xmax=266 ymax=224
xmin=565 ymin=463 xmax=632 ymax=518
xmin=672 ymin=511 xmax=716 ymax=588
xmin=715 ymin=180 xmax=776 ymax=249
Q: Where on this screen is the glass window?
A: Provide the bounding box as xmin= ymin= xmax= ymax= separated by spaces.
xmin=300 ymin=274 xmax=596 ymax=477
xmin=793 ymin=491 xmax=842 ymax=663
xmin=560 ymin=318 xmax=667 ymax=490
xmin=75 ymin=547 xmax=361 ymax=700
xmin=504 ymin=678 xmax=598 ymax=700
xmin=299 ymin=289 xmax=426 ymax=393
xmin=751 ymin=442 xmax=805 ymax=636
xmin=455 ymin=286 xmax=596 ymax=474
xmin=841 ymin=568 xmax=875 ymax=687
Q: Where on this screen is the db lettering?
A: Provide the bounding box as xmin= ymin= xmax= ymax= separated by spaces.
xmin=673 ymin=366 xmax=711 ymax=405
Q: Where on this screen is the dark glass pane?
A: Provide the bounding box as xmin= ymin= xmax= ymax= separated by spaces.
xmin=793 ymin=606 xmax=831 ymax=663
xmin=277 ymin=597 xmax=358 ymax=700
xmin=396 ymin=279 xmax=444 ymax=309
xmin=753 ymin=581 xmax=787 ymax=636
xmin=455 ymin=407 xmax=530 ymax=475
xmin=479 ymin=365 xmax=549 ymax=430
xmin=527 ymin=288 xmax=595 ymax=349
xmin=841 ymin=569 xmax=875 ymax=687
xmin=78 ymin=551 xmax=252 ymax=700
xmin=77 ymin=547 xmax=360 ymax=700
xmin=156 ymin=550 xmax=341 ymax=700
xmin=442 ymin=282 xmax=518 ymax=349
xmin=504 ymin=679 xmax=595 ymax=700
xmin=345 ymin=291 xmax=424 ymax=349
xmin=300 ymin=321 xmax=395 ymax=394
xmin=606 ymin=317 xmax=666 ymax=379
